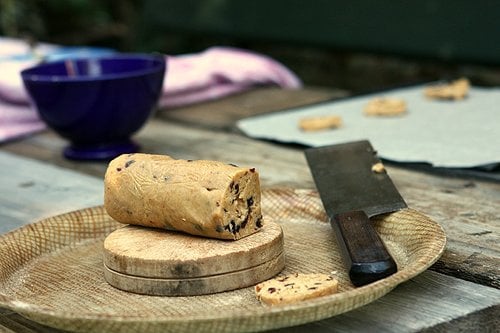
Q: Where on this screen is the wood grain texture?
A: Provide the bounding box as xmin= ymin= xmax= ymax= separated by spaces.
xmin=421 ymin=305 xmax=499 ymax=333
xmin=333 ymin=211 xmax=397 ymax=286
xmin=103 ymin=252 xmax=285 ymax=296
xmin=0 ymin=149 xmax=497 ymax=332
xmin=2 ymin=105 xmax=499 ymax=290
xmin=0 ymin=190 xmax=447 ymax=332
xmin=103 ymin=222 xmax=284 ymax=279
xmin=2 ymin=97 xmax=499 ymax=290
xmin=1 ymin=272 xmax=499 ymax=333
xmin=102 ymin=222 xmax=285 ymax=295
xmin=1 ymin=86 xmax=499 ymax=332
xmin=138 ymin=120 xmax=500 ymax=290
xmin=0 ymin=151 xmax=103 ymax=234
xmin=266 ymin=272 xmax=500 ymax=333
xmin=156 ymin=86 xmax=347 ymax=131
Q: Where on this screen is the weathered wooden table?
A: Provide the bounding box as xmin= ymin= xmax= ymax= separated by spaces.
xmin=1 ymin=87 xmax=499 ymax=332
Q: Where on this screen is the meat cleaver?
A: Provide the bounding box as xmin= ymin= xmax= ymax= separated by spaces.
xmin=305 ymin=140 xmax=407 ymax=286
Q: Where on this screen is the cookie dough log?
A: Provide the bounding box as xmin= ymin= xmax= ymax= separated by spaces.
xmin=104 ymin=153 xmax=264 ymax=240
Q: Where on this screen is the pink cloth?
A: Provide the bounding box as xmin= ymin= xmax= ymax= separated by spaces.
xmin=160 ymin=47 xmax=302 ymax=108
xmin=0 ymin=42 xmax=302 ymax=143
xmin=0 ymin=99 xmax=45 ymax=141
xmin=0 ymin=38 xmax=56 ymax=141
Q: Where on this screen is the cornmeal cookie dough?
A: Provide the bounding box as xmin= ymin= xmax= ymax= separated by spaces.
xmin=298 ymin=115 xmax=342 ymax=132
xmin=363 ymin=97 xmax=407 ymax=116
xmin=424 ymin=78 xmax=470 ymax=100
xmin=255 ymin=273 xmax=339 ymax=305
xmin=104 ymin=153 xmax=263 ymax=240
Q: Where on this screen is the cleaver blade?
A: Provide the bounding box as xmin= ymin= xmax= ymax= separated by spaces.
xmin=305 ymin=140 xmax=407 ymax=286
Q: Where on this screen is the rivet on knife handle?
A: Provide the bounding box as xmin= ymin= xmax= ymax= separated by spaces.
xmin=332 ymin=211 xmax=397 ymax=286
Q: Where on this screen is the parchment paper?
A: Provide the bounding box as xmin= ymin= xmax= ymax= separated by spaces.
xmin=237 ymin=84 xmax=499 ymax=169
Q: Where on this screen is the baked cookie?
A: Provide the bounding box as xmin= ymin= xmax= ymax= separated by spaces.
xmin=255 ymin=273 xmax=339 ymax=306
xmin=104 ymin=153 xmax=263 ymax=240
xmin=363 ymin=97 xmax=407 ymax=116
xmin=424 ymin=78 xmax=470 ymax=100
xmin=298 ymin=115 xmax=342 ymax=131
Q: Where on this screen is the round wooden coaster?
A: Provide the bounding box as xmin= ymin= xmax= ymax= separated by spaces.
xmin=103 ymin=221 xmax=285 ymax=295
xmin=103 ymin=252 xmax=285 ymax=296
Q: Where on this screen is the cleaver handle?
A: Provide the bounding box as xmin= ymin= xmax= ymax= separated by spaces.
xmin=331 ymin=210 xmax=397 ymax=286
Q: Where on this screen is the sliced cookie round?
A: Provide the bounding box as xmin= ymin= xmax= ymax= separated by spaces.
xmin=255 ymin=273 xmax=338 ymax=306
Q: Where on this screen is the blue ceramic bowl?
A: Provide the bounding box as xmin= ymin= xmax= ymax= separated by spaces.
xmin=21 ymin=54 xmax=166 ymax=160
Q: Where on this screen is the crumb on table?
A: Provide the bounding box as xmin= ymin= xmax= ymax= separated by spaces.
xmin=371 ymin=162 xmax=386 ymax=173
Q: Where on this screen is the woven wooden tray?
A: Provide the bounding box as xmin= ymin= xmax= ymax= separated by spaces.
xmin=0 ymin=188 xmax=446 ymax=333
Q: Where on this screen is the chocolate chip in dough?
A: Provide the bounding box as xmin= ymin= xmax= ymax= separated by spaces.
xmin=125 ymin=160 xmax=135 ymax=168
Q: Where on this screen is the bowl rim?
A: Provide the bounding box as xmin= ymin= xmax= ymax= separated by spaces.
xmin=20 ymin=53 xmax=166 ymax=82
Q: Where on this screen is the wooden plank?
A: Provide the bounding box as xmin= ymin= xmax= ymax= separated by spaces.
xmin=0 ymin=308 xmax=66 ymax=333
xmin=156 ymin=86 xmax=347 ymax=130
xmin=0 ymin=146 xmax=499 ymax=332
xmin=421 ymin=305 xmax=499 ymax=333
xmin=393 ymin=169 xmax=500 ymax=289
xmin=0 ymin=151 xmax=103 ymax=234
xmin=267 ymin=271 xmax=500 ymax=333
xmin=1 ymin=87 xmax=344 ymax=179
xmin=2 ymin=116 xmax=499 ymax=289
xmin=0 ymin=272 xmax=498 ymax=333
xmin=0 ymin=132 xmax=106 ymax=179
xmin=1 ymin=83 xmax=499 ymax=291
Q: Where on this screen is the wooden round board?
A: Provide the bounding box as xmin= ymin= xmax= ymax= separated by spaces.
xmin=103 ymin=221 xmax=284 ymax=295
xmin=103 ymin=252 xmax=285 ymax=296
